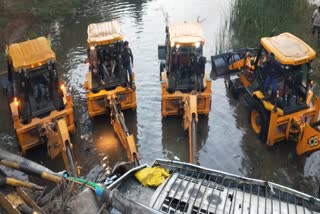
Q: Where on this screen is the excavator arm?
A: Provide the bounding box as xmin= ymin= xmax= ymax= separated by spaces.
xmin=109 ymin=95 xmax=139 ymax=166
xmin=183 ymin=95 xmax=198 ymax=164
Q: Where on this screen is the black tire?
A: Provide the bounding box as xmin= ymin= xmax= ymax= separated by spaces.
xmin=248 ymin=99 xmax=270 ymax=142
xmin=228 ymin=80 xmax=239 ymax=99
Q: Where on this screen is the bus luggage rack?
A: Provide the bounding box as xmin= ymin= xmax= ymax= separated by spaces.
xmin=150 ymin=160 xmax=320 ymax=214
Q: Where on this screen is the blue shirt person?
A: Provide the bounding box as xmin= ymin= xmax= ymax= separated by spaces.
xmin=263 ymin=53 xmax=283 ymax=96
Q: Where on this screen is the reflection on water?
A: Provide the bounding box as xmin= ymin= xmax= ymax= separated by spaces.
xmin=0 ymin=0 xmax=319 ymax=197
xmin=161 ymin=115 xmax=209 ymax=164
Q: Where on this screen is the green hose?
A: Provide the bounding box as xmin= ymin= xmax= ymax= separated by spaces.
xmin=66 ymin=177 xmax=105 ymax=197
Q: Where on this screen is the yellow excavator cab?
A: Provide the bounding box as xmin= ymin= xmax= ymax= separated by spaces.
xmin=261 ymin=33 xmax=316 ymax=65
xmin=5 ymin=37 xmax=76 ymax=174
xmin=87 ymin=21 xmax=123 ymax=47
xmin=168 ymin=22 xmax=205 ymax=47
xmin=8 ymin=37 xmax=56 ymax=71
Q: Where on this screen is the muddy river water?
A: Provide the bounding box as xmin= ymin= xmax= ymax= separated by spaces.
xmin=0 ymin=0 xmax=319 ymax=196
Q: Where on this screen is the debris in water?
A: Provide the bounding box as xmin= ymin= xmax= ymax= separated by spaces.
xmin=233 ymin=154 xmax=240 ymax=158
xmin=249 ymin=167 xmax=254 ymax=174
xmin=173 ymin=156 xmax=180 ymax=161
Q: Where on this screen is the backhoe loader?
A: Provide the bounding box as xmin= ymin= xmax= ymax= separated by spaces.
xmin=2 ymin=37 xmax=77 ymax=175
xmin=211 ymin=32 xmax=320 ymax=156
xmin=158 ymin=21 xmax=212 ymax=163
xmin=84 ymin=21 xmax=139 ymax=166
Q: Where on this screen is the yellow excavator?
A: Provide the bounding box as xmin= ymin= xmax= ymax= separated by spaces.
xmin=2 ymin=37 xmax=77 ymax=176
xmin=84 ymin=21 xmax=139 ymax=166
xmin=211 ymin=32 xmax=320 ymax=156
xmin=158 ymin=21 xmax=212 ymax=163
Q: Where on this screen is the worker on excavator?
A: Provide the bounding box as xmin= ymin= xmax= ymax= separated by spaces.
xmin=262 ymin=52 xmax=283 ymax=99
xmin=121 ymin=41 xmax=134 ymax=89
xmin=194 ymin=56 xmax=205 ymax=92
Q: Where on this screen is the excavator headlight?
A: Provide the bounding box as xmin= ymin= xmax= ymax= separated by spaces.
xmin=90 ymin=46 xmax=95 ymax=51
xmin=14 ymin=97 xmax=19 ymax=107
xmin=60 ymin=83 xmax=65 ymax=91
xmin=176 ymin=44 xmax=180 ymax=49
xmin=195 ymin=41 xmax=201 ymax=48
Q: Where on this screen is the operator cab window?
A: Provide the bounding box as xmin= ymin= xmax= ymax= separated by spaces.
xmin=167 ymin=45 xmax=204 ymax=93
xmin=15 ymin=63 xmax=64 ymax=123
xmin=89 ymin=43 xmax=127 ymax=91
xmin=277 ymin=64 xmax=309 ymax=112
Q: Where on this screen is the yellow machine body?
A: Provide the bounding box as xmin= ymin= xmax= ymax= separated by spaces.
xmin=214 ymin=33 xmax=320 ymax=156
xmin=159 ymin=21 xmax=212 ymax=163
xmin=7 ymin=37 xmax=76 ymax=173
xmin=84 ymin=71 xmax=136 ymax=118
xmin=8 ymin=38 xmax=75 ymax=154
xmin=10 ymin=94 xmax=75 ymax=154
xmin=160 ymin=22 xmax=212 ymax=117
xmin=161 ymin=71 xmax=211 ymax=117
xmin=250 ymin=92 xmax=320 ymax=155
xmin=85 ymin=21 xmax=139 ymax=165
xmin=85 ymin=21 xmax=137 ymax=117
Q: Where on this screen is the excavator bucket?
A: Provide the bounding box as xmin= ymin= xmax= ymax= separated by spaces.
xmin=211 ymin=52 xmax=243 ymax=76
xmin=296 ymin=122 xmax=320 ymax=156
xmin=211 ymin=48 xmax=258 ymax=76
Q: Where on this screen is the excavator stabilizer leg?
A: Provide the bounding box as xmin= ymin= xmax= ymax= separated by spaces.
xmin=47 ymin=119 xmax=77 ymax=176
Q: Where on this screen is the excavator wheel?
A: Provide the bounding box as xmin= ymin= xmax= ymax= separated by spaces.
xmin=249 ymin=99 xmax=269 ymax=142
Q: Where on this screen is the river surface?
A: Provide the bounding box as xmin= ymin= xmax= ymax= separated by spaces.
xmin=0 ymin=0 xmax=319 ymax=196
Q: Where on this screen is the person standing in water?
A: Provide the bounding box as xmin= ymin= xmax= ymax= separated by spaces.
xmin=312 ymin=5 xmax=320 ymax=39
